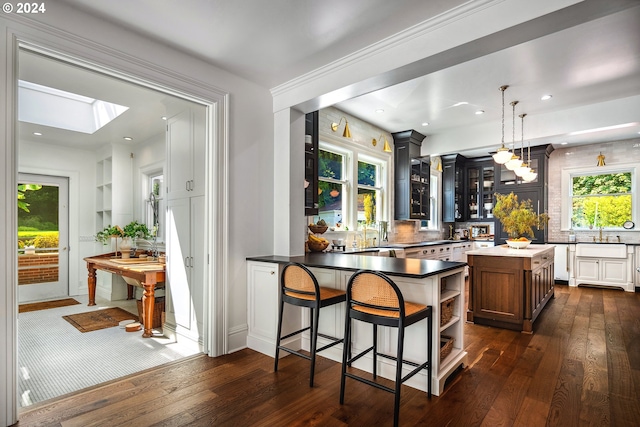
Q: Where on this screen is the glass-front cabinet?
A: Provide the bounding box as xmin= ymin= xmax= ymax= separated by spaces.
xmin=410 ymin=157 xmax=430 ymax=219
xmin=466 ymin=159 xmax=494 ymax=221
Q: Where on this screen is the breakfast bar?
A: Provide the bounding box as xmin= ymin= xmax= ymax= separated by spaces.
xmin=246 ymin=253 xmax=467 ymax=395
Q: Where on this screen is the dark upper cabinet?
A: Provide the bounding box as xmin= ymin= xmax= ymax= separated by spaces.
xmin=494 ymin=144 xmax=553 ymax=243
xmin=496 ymin=144 xmax=553 ymax=190
xmin=392 ymin=130 xmax=429 ymax=220
xmin=442 ymin=154 xmax=466 ymax=223
xmin=465 ymin=157 xmax=495 ymax=221
xmin=304 ymin=111 xmax=319 ymax=216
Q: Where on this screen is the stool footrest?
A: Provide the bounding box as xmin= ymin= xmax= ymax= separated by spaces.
xmin=347 ymin=345 xmax=374 ymax=366
xmin=343 ymin=371 xmax=395 ymax=394
xmin=280 ymin=326 xmax=311 ymax=341
xmin=316 ymin=334 xmax=343 ymax=352
xmin=276 ymin=346 xmax=312 ymax=361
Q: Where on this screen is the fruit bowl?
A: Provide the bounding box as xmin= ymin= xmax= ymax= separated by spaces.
xmin=308 ymin=240 xmax=330 ymax=252
xmin=506 ymin=239 xmax=531 ymax=249
xmin=308 ymin=225 xmax=328 ymax=234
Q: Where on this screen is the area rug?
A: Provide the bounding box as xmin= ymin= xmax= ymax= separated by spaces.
xmin=62 ymin=307 xmax=138 ymax=333
xmin=19 ymin=298 xmax=81 ymax=313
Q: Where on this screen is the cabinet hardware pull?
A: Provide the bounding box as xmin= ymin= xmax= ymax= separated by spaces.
xmin=184 ymin=256 xmax=189 ymax=266
xmin=186 ymin=181 xmax=189 ymax=191
xmin=270 ymin=271 xmax=275 ymax=275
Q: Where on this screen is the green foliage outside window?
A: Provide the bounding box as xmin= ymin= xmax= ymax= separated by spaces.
xmin=571 ymin=172 xmax=632 ymax=228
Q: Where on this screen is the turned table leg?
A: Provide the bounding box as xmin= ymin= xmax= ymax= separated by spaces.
xmin=141 ymin=278 xmax=156 ymax=338
xmin=87 ymin=265 xmax=97 ymax=306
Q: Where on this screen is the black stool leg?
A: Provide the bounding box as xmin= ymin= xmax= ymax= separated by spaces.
xmin=373 ymin=323 xmax=378 ymax=379
xmin=274 ymin=296 xmax=285 ymax=372
xmin=309 ymin=306 xmax=320 ymax=387
xmin=393 ymin=322 xmax=405 ymax=427
xmin=340 ymin=316 xmax=352 ymax=404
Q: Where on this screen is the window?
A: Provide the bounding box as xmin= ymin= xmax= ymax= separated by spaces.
xmin=570 ymin=169 xmax=633 ymax=229
xmin=315 ymin=143 xmax=388 ymax=229
xmin=146 ymin=172 xmax=165 ymax=240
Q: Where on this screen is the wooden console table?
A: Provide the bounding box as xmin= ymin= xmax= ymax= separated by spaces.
xmin=84 ymin=253 xmax=165 ymax=338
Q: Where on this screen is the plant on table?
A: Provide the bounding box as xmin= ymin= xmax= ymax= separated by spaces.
xmin=493 ymin=192 xmax=549 ymax=240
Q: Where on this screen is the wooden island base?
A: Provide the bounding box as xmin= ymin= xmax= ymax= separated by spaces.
xmin=466 ymin=244 xmax=555 ymax=333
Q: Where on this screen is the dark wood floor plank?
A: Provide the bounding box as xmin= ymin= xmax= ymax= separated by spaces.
xmin=16 ymin=285 xmax=640 ymax=427
xmin=546 ymin=358 xmax=584 ymax=427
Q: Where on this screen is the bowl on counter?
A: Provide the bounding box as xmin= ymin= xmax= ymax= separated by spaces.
xmin=332 ymin=239 xmax=345 ymax=246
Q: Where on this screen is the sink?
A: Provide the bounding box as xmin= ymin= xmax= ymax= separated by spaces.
xmin=576 ymin=243 xmax=626 ymax=258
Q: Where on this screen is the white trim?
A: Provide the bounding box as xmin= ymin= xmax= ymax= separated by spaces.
xmin=560 ymin=162 xmax=637 ymax=231
xmin=1 ymin=22 xmax=230 ymax=423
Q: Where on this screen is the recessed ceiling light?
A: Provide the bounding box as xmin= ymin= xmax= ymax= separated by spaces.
xmin=375 ymin=109 xmax=384 ymax=114
xmin=475 ymin=110 xmax=485 ymax=115
xmin=560 ymin=142 xmax=568 ymax=145
xmin=541 ymin=94 xmax=552 ymax=101
xmin=161 ymin=116 xmax=167 ymax=120
xmin=123 ymin=136 xmax=133 ymax=141
xmin=33 ymin=132 xmax=42 ymax=136
xmin=421 ymin=122 xmax=429 ymax=126
xmin=452 ymin=102 xmax=468 ymax=107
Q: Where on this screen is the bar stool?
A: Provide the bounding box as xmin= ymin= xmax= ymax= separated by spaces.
xmin=340 ymin=270 xmax=433 ymax=427
xmin=274 ymin=262 xmax=346 ymax=387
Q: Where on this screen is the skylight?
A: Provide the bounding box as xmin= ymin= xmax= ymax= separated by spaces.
xmin=18 ymin=80 xmax=129 ymax=134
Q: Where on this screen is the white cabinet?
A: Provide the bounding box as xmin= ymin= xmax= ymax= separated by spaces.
xmin=553 ymin=244 xmax=570 ymax=282
xmin=247 ymin=261 xmax=280 ymax=355
xmin=572 ymin=244 xmax=635 ymax=292
xmin=166 ymin=195 xmax=205 ymax=343
xmin=166 ymin=108 xmax=206 ymax=199
xmin=575 ymin=257 xmax=626 ymax=284
xmin=405 ymin=244 xmax=454 ymax=261
xmin=472 ymin=240 xmax=495 ymax=249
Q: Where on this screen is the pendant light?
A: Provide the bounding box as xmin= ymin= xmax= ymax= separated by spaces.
xmin=522 ymin=141 xmax=538 ymax=182
xmin=505 ymin=101 xmax=523 ymax=170
xmin=492 ymin=85 xmax=513 ymax=164
xmin=514 ymin=113 xmax=532 ymax=177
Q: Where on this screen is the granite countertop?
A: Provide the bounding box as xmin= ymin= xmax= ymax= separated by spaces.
xmin=246 ymin=252 xmax=466 ymax=279
xmin=466 ymin=243 xmax=555 ymax=257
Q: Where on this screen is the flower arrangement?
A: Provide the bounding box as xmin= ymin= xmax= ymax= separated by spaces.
xmin=493 ymin=192 xmax=549 ymax=240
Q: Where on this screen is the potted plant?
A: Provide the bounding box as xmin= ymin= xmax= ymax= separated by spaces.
xmin=95 ymin=222 xmax=150 ymax=258
xmin=493 ymin=192 xmax=549 ymax=248
xmin=95 ymin=225 xmax=123 ymax=245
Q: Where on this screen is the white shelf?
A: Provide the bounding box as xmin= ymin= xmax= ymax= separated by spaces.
xmin=439 ymin=315 xmax=460 ymax=332
xmin=440 ymin=289 xmax=460 ymax=302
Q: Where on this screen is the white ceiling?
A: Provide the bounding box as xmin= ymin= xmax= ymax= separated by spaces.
xmin=19 ymin=0 xmax=640 ymax=157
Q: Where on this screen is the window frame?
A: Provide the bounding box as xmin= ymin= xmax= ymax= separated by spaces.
xmin=561 ymin=162 xmax=637 ymax=231
xmin=318 ymin=137 xmax=390 ymax=230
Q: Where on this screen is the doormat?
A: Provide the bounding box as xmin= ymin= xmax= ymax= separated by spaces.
xmin=19 ymin=298 xmax=81 ymax=313
xmin=63 ymin=307 xmax=138 ymax=333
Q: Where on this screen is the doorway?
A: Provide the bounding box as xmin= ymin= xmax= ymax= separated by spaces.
xmin=17 ymin=173 xmax=69 ymax=303
xmin=14 ymin=46 xmax=212 ymax=409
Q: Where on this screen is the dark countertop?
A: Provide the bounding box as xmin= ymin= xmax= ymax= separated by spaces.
xmin=246 ymin=252 xmax=466 ymax=279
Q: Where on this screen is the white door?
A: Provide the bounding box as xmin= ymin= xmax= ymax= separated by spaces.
xmin=17 ymin=173 xmax=69 ymax=303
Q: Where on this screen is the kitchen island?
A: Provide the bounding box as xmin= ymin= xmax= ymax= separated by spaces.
xmin=466 ymin=244 xmax=555 ymax=333
xmin=246 ymin=253 xmax=467 ymax=395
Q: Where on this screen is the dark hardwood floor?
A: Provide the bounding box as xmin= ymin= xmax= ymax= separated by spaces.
xmin=16 ymin=284 xmax=640 ymax=426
